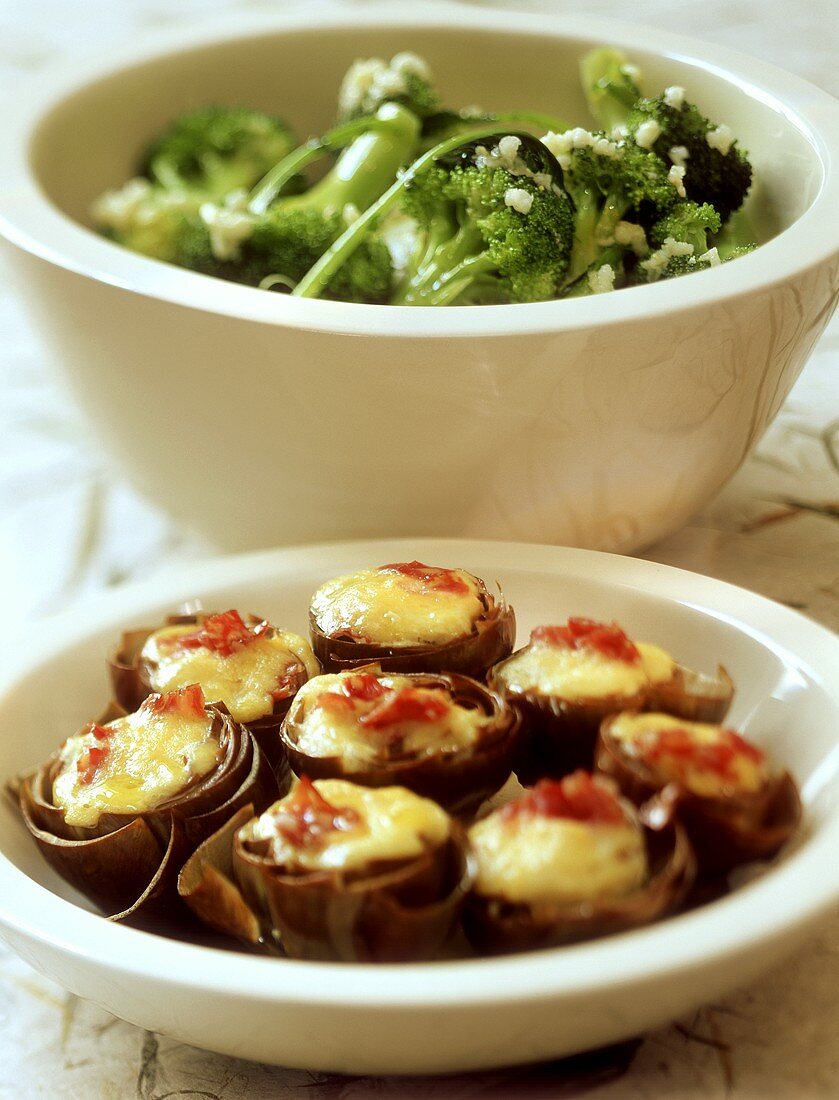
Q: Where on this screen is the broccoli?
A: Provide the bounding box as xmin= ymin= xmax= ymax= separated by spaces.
xmin=579 ymin=47 xmax=643 ymax=134
xmin=649 ymin=200 xmax=721 ymax=255
xmin=337 ymin=53 xmax=439 ymax=122
xmin=90 ymin=178 xmax=214 ymax=267
xmin=291 ymin=129 xmax=574 ymax=305
xmin=562 ymin=243 xmax=628 ymax=297
xmin=542 ymin=128 xmax=678 ymax=285
xmin=625 ymin=95 xmax=752 ymax=222
xmin=141 ymin=106 xmax=298 ymax=202
xmin=202 ymin=102 xmax=422 ymax=300
xmin=91 ymin=46 xmax=762 ymax=305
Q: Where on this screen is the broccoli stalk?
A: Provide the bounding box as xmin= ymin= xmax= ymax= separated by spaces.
xmin=562 ymin=243 xmax=628 ymax=297
xmin=219 ymin=103 xmax=422 ymax=301
xmin=292 ymin=128 xmax=574 ymax=303
xmin=142 ymin=106 xmax=297 ymax=201
xmin=247 ymin=106 xmax=415 ymax=215
xmin=579 ymin=47 xmax=643 ymax=133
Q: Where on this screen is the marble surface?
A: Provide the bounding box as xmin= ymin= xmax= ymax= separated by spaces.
xmin=1 ymin=0 xmax=838 ymax=1096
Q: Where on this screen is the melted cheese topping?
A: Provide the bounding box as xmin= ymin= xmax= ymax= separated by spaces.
xmin=288 ymin=673 xmax=488 ymax=768
xmin=245 ymin=779 xmax=450 ymax=873
xmin=495 ymin=640 xmax=674 ymax=700
xmin=607 ymin=712 xmax=768 ymax=797
xmin=310 ymin=567 xmax=485 ymax=646
xmin=469 ymin=810 xmax=647 ymax=904
xmin=53 ymin=708 xmax=220 ymax=828
xmin=141 ymin=626 xmax=318 ymax=723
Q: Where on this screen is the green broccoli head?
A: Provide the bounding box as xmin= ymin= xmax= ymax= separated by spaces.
xmin=392 ymin=133 xmax=574 ymax=305
xmin=542 ymin=128 xmax=678 ymax=284
xmin=90 ymin=178 xmax=215 ymax=266
xmin=649 ymin=200 xmax=721 ymax=255
xmin=231 ymin=207 xmax=393 ymax=302
xmin=626 ymin=95 xmax=752 ymax=222
xmin=337 ymin=53 xmax=439 ymax=122
xmin=141 ymin=106 xmax=297 ymax=201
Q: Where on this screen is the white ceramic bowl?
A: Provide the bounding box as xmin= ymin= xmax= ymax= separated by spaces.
xmin=1 ymin=538 xmax=838 ymax=1074
xmin=0 ymin=6 xmax=838 ymax=553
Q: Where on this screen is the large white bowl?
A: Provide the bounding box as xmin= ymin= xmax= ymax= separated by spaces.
xmin=0 ymin=6 xmax=838 ymax=552
xmin=1 ymin=538 xmax=838 ymax=1074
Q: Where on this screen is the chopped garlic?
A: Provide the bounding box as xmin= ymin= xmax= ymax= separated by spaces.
xmin=663 ymin=85 xmax=686 ymax=110
xmin=504 ymin=187 xmax=534 ymax=214
xmin=342 ymin=203 xmax=361 ymax=225
xmin=541 ymin=128 xmax=621 ymax=172
xmin=668 ymin=145 xmax=689 ymax=168
xmin=90 ymin=177 xmax=153 ymax=230
xmin=706 ymin=124 xmax=735 ymax=155
xmin=634 ymin=119 xmax=662 ymax=150
xmin=621 ymin=62 xmax=642 ymax=83
xmin=474 ymin=135 xmax=555 ymax=191
xmin=614 ymin=221 xmax=649 ymax=256
xmin=588 ymin=264 xmax=616 ymax=294
xmin=668 ymin=164 xmax=687 ymax=198
xmin=698 ymin=247 xmax=722 ymax=266
xmin=337 ymin=52 xmax=431 ymax=118
xmin=390 ymin=51 xmax=431 ymax=80
xmin=200 ymin=194 xmax=256 ymax=261
xmin=640 ymin=236 xmax=694 ymax=279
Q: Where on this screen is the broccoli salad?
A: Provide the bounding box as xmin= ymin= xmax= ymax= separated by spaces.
xmin=91 ymin=48 xmax=758 ymax=306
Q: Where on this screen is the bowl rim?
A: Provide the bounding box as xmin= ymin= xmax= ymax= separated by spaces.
xmin=0 ymin=3 xmax=838 ymax=338
xmin=1 ymin=537 xmax=839 ymax=1009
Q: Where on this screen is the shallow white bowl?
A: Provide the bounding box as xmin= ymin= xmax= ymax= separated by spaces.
xmin=1 ymin=538 xmax=838 ymax=1074
xmin=0 ymin=7 xmax=838 ymax=553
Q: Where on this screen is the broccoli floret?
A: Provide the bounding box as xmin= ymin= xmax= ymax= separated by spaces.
xmin=141 ymin=106 xmax=297 ymax=201
xmin=213 ymin=103 xmax=421 ymax=300
xmin=635 ymin=236 xmax=700 ymax=282
xmin=90 ymin=178 xmax=214 ymax=266
xmin=389 ymin=134 xmax=574 ymax=305
xmin=625 ymin=96 xmax=752 ymax=222
xmin=649 ymin=200 xmax=721 ymax=255
xmin=542 ymin=128 xmax=677 ymax=284
xmin=230 ymin=207 xmax=391 ymax=301
xmin=579 ymin=47 xmax=643 ymax=133
xmin=337 ymin=53 xmax=439 ymax=122
xmin=637 ymin=232 xmax=756 ymax=284
xmin=291 ymin=126 xmax=575 ymax=303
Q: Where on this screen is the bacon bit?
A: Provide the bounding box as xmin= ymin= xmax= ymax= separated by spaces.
xmin=531 ymin=618 xmax=640 ymax=663
xmin=77 ymin=744 xmax=110 ymax=786
xmin=643 ymin=726 xmax=765 ymax=781
xmin=175 ymin=610 xmax=267 ymax=657
xmin=319 ymin=691 xmax=357 ymax=716
xmin=378 ymin=561 xmax=471 ymax=596
xmin=270 ymin=667 xmax=301 ymax=702
xmin=273 ymin=776 xmax=360 ymax=849
xmin=143 ymin=684 xmax=206 ymax=719
xmin=343 ymin=674 xmax=389 ymax=702
xmin=359 ymin=687 xmax=450 ymax=730
xmin=317 ymin=672 xmax=389 ymax=715
xmin=81 ymin=722 xmax=113 ymax=741
xmin=502 ymin=772 xmax=627 ymax=825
